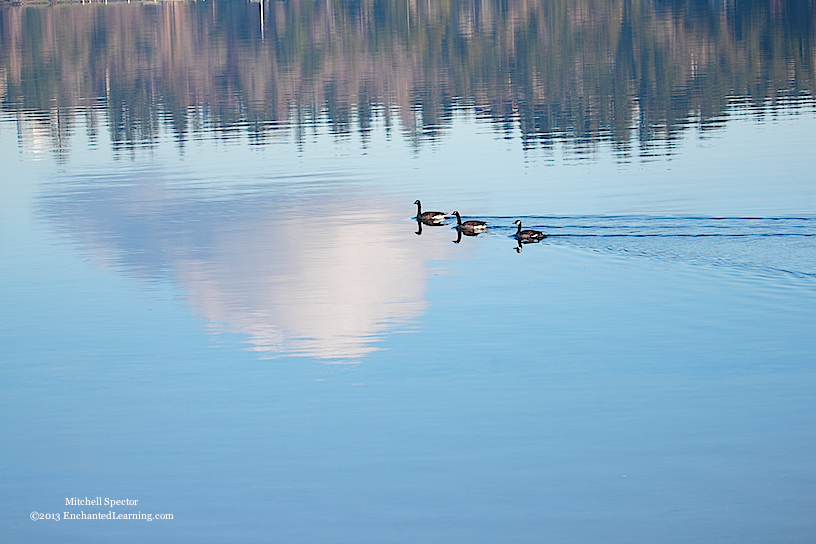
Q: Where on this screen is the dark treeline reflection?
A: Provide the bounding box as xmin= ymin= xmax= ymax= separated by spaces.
xmin=1 ymin=0 xmax=814 ymax=155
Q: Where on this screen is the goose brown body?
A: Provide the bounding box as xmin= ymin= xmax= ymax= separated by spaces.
xmin=452 ymin=211 xmax=487 ymax=232
xmin=513 ymin=220 xmax=545 ymax=240
xmin=414 ymin=200 xmax=446 ymax=224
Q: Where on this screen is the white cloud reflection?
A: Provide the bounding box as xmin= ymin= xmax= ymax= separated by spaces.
xmin=42 ymin=174 xmax=451 ymax=361
xmin=175 ymin=206 xmax=444 ymax=360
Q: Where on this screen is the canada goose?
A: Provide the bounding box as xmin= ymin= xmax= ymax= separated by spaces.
xmin=414 ymin=200 xmax=446 ymax=224
xmin=452 ymin=211 xmax=487 ymax=233
xmin=513 ymin=220 xmax=545 ymax=241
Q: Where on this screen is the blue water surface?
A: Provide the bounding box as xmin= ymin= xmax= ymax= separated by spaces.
xmin=1 ymin=1 xmax=816 ymax=540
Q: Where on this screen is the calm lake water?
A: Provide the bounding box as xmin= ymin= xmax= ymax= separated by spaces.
xmin=1 ymin=1 xmax=815 ymax=542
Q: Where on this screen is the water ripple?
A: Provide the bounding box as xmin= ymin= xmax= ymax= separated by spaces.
xmin=481 ymin=216 xmax=816 ymax=279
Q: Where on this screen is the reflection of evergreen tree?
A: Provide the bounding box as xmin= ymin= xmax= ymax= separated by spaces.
xmin=1 ymin=0 xmax=813 ymax=155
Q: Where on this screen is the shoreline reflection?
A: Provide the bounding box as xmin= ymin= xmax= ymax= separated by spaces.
xmin=2 ymin=0 xmax=813 ymax=160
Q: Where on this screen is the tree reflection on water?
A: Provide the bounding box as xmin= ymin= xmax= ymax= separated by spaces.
xmin=1 ymin=0 xmax=814 ymax=158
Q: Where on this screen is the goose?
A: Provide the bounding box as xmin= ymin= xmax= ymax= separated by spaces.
xmin=513 ymin=220 xmax=545 ymax=241
xmin=414 ymin=200 xmax=446 ymax=224
xmin=452 ymin=211 xmax=487 ymax=233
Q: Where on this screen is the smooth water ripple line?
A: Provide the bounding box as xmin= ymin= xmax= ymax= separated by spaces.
xmin=486 ymin=216 xmax=816 ymax=237
xmin=446 ymin=216 xmax=816 ymax=279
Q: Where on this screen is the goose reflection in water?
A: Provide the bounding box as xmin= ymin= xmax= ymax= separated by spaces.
xmin=452 ymin=228 xmax=484 ymax=244
xmin=513 ymin=239 xmax=533 ymax=253
xmin=514 ymin=238 xmax=548 ymax=253
xmin=414 ymin=218 xmax=446 ymax=235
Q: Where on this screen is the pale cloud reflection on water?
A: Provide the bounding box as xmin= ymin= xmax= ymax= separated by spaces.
xmin=178 ymin=208 xmax=444 ymax=360
xmin=40 ymin=168 xmax=452 ymax=361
